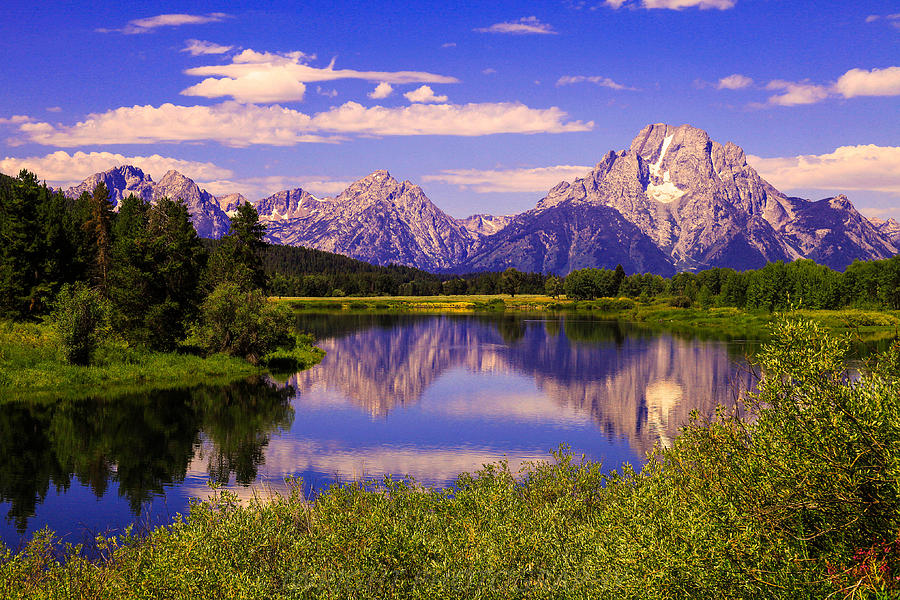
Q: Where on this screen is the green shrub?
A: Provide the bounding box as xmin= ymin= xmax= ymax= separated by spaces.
xmin=668 ymin=295 xmax=693 ymax=308
xmin=193 ymin=283 xmax=294 ymax=364
xmin=47 ymin=282 xmax=105 ymax=365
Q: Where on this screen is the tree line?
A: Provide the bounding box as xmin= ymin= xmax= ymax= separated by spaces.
xmin=557 ymin=256 xmax=900 ymax=310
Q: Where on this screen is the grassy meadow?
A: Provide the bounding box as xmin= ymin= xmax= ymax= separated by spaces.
xmin=0 ymin=319 xmax=324 ymax=402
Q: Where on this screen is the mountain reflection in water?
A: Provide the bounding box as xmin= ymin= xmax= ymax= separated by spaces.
xmin=288 ymin=314 xmax=756 ymax=456
xmin=1 ymin=313 xmax=757 ymax=549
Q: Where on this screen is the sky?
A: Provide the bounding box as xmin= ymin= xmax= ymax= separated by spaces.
xmin=1 ymin=0 xmax=899 ymax=220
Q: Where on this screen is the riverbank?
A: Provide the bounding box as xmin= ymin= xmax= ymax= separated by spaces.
xmin=0 ymin=320 xmax=324 ymax=401
xmin=2 ymin=317 xmax=897 ymax=598
xmin=282 ymin=294 xmax=900 ymax=339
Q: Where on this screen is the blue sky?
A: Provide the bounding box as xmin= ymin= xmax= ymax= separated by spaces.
xmin=1 ymin=0 xmax=899 ymax=220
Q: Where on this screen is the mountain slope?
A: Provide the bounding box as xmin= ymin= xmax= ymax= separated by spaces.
xmin=257 ymin=170 xmax=474 ymax=271
xmin=462 ymin=200 xmax=675 ymax=276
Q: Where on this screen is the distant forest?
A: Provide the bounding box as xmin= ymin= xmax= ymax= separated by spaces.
xmin=2 ymin=170 xmax=900 ymax=322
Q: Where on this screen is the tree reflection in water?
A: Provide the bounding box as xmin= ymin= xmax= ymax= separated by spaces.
xmin=0 ymin=377 xmax=293 ymax=533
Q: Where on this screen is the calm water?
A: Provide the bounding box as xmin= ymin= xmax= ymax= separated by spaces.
xmin=0 ymin=313 xmax=759 ymax=551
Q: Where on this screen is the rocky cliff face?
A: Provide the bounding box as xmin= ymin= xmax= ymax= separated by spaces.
xmin=64 ymin=165 xmax=154 ymax=209
xmin=257 ymin=170 xmax=473 ymax=271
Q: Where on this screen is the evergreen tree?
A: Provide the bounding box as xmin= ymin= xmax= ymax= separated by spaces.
xmin=205 ymin=202 xmax=267 ymax=292
xmin=82 ymin=182 xmax=114 ymax=295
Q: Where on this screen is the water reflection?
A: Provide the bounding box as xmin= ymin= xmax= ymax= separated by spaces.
xmin=289 ymin=314 xmax=755 ymax=457
xmin=0 ymin=378 xmax=293 ymax=534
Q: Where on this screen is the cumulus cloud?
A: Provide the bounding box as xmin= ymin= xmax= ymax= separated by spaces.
xmin=0 ymin=115 xmax=32 ymax=125
xmin=758 ymin=66 xmax=900 ymax=107
xmin=834 ymin=66 xmax=900 ymax=98
xmin=308 ymin=102 xmax=592 ymax=136
xmin=368 ymin=82 xmax=394 ymax=99
xmin=605 ymin=0 xmax=735 ymax=9
xmin=98 ymin=13 xmax=230 ymax=35
xmin=556 ymin=75 xmax=636 ymax=90
xmin=765 ymin=80 xmax=830 ymax=106
xmin=16 ymin=100 xmax=592 ymax=147
xmin=749 ymin=145 xmax=900 ymax=196
xmin=716 ymin=74 xmax=753 ymax=89
xmin=403 ymin=85 xmax=448 ymax=103
xmin=17 ymin=102 xmax=329 ymax=147
xmin=475 ymin=16 xmax=557 ymax=35
xmin=181 ymin=49 xmax=458 ymax=103
xmin=423 ymin=165 xmax=593 ymax=193
xmin=182 ymin=39 xmax=233 ymax=56
xmin=317 ymin=87 xmax=338 ymax=98
xmin=0 ymin=150 xmax=233 ymax=188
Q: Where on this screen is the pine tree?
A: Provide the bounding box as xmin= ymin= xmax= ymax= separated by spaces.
xmin=82 ymin=182 xmax=114 ymax=295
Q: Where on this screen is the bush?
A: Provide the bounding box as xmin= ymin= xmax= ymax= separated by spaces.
xmin=668 ymin=295 xmax=693 ymax=308
xmin=193 ymin=283 xmax=294 ymax=364
xmin=47 ymin=283 xmax=105 ymax=365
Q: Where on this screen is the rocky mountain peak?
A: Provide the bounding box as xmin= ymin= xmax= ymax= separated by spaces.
xmin=64 ymin=165 xmax=155 ymax=209
xmin=216 ymin=193 xmax=248 ymax=216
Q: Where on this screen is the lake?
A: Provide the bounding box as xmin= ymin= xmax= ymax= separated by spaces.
xmin=0 ymin=312 xmax=759 ymax=552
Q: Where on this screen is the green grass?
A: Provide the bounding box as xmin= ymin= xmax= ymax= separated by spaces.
xmin=283 ymin=295 xmax=900 ymax=342
xmin=0 ymin=320 xmax=323 ymax=401
xmin=2 ymin=317 xmax=899 ymax=598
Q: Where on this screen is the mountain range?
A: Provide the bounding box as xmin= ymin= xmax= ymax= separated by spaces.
xmin=63 ymin=123 xmax=899 ymax=275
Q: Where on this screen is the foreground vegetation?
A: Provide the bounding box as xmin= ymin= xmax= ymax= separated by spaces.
xmin=2 ymin=317 xmax=898 ymax=598
xmin=0 ymin=319 xmax=323 ymax=401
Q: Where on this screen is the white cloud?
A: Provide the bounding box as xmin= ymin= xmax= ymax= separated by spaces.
xmin=765 ymin=80 xmax=830 ymax=106
xmin=182 ymin=39 xmax=233 ymax=56
xmin=749 ymin=145 xmax=900 ymax=196
xmin=756 ymin=66 xmax=900 ymax=108
xmin=99 ymin=13 xmax=230 ymax=35
xmin=0 ymin=150 xmax=233 ymax=188
xmin=181 ymin=49 xmax=458 ymax=103
xmin=475 ymin=16 xmax=557 ymax=35
xmin=482 ymin=68 xmax=497 ymax=75
xmin=17 ymin=102 xmax=330 ymax=147
xmin=317 ymin=86 xmax=338 ymax=98
xmin=441 ymin=42 xmax=457 ymax=48
xmin=556 ymin=75 xmax=636 ymax=90
xmin=403 ymin=85 xmax=448 ymax=103
xmin=16 ymin=101 xmax=592 ymax=147
xmin=0 ymin=115 xmax=32 ymax=125
xmin=46 ymin=106 xmax=62 ymax=113
xmin=308 ymin=102 xmax=592 ymax=136
xmin=866 ymin=13 xmax=900 ymax=28
xmin=834 ymin=66 xmax=900 ymax=98
xmin=368 ymin=82 xmax=394 ymax=99
xmin=716 ymin=74 xmax=753 ymax=90
xmin=186 ymin=70 xmax=309 ymax=103
xmin=606 ymin=0 xmax=734 ymax=9
xmin=423 ymin=165 xmax=593 ymax=193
